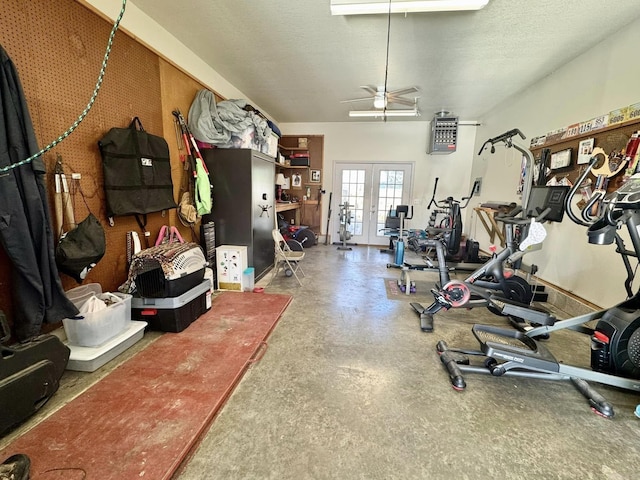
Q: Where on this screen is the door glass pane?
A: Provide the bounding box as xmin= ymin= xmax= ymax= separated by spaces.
xmin=341 ymin=169 xmax=366 ymax=237
xmin=377 ymin=169 xmax=405 ymax=236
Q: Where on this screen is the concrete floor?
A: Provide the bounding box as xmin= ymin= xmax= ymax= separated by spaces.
xmin=176 ymin=245 xmax=640 ymax=480
xmin=3 ymin=244 xmax=640 ymax=479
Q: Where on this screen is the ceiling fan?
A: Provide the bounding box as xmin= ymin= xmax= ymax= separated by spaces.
xmin=342 ymin=0 xmax=420 ymax=117
xmin=341 ymin=85 xmax=419 ymax=109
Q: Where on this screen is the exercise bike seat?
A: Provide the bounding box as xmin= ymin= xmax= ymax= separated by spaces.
xmin=488 ymin=295 xmax=556 ymax=326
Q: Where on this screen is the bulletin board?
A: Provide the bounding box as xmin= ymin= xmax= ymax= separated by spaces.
xmin=0 ymin=0 xmax=219 ymax=332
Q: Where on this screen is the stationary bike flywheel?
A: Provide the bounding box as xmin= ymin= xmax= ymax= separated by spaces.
xmin=441 ymin=280 xmax=471 ymax=307
xmin=487 ymin=276 xmax=534 ymax=317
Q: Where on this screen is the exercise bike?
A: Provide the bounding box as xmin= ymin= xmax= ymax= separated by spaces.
xmin=380 ymin=205 xmax=413 ymax=256
xmin=436 ymin=157 xmax=640 ymax=418
xmin=410 ymin=199 xmax=560 ymax=332
xmin=411 ymin=129 xmax=559 ymax=332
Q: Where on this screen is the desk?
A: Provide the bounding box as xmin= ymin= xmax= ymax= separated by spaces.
xmin=276 ymin=202 xmax=302 ymax=225
xmin=474 ymin=207 xmax=506 ymax=247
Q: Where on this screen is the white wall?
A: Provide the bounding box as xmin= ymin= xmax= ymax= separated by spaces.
xmin=470 ymin=16 xmax=640 ymax=307
xmin=279 ymin=121 xmax=478 ymax=241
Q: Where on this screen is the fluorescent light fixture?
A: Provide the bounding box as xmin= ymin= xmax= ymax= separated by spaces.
xmin=349 ymin=108 xmax=420 ymax=118
xmin=331 ymin=0 xmax=490 ymax=15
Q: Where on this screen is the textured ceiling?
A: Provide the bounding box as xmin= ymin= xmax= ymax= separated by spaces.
xmin=130 ymin=0 xmax=640 ymax=123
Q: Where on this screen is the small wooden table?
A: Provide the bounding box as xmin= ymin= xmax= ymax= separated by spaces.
xmin=276 ymin=202 xmax=302 ymax=225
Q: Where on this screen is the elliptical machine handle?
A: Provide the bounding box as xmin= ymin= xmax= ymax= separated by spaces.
xmin=461 ymin=179 xmax=480 ymax=208
xmin=580 ymin=190 xmax=605 ymax=224
xmin=427 ymin=177 xmax=439 ymax=209
xmin=565 ymin=155 xmax=599 ymax=226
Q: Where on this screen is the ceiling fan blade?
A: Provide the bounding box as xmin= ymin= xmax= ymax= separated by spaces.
xmin=340 ymin=96 xmax=375 ymax=104
xmin=360 ymin=85 xmax=379 ymax=95
xmin=387 ymin=97 xmax=417 ymax=107
xmin=388 ymin=86 xmax=419 ymax=96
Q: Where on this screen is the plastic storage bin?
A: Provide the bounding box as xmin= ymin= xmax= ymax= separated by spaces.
xmin=63 ymin=292 xmax=132 ymax=347
xmin=65 ymin=283 xmax=102 ymax=309
xmin=131 ymin=280 xmax=211 ymax=332
xmin=135 ymin=267 xmax=205 ymax=298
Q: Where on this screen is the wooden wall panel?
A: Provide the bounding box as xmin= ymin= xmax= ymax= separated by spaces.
xmin=158 ymin=58 xmax=215 ymax=243
xmin=0 ymin=0 xmax=213 ymax=333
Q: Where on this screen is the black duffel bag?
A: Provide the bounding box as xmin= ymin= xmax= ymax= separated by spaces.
xmin=98 ymin=117 xmax=177 ymax=218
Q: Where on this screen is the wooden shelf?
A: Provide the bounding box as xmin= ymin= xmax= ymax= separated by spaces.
xmin=279 ymin=135 xmax=324 ymax=231
xmin=276 ymin=163 xmax=308 ymax=170
xmin=530 ymin=118 xmax=640 ymax=153
xmin=278 ymin=145 xmax=309 ymax=151
xmin=275 ymin=202 xmax=302 ymax=212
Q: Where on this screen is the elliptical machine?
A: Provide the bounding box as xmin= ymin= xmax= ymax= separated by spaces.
xmin=436 ymin=156 xmax=640 ymax=418
xmin=410 ymin=177 xmax=481 ymax=264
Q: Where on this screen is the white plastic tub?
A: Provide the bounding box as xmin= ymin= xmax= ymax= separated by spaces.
xmin=63 ymin=292 xmax=132 ymax=347
xmin=65 ymin=283 xmax=102 ymax=309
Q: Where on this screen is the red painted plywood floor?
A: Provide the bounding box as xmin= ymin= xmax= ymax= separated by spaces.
xmin=0 ymin=291 xmax=292 ymax=479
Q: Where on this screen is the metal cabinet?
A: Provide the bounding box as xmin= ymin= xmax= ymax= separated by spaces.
xmin=202 ymin=149 xmax=275 ymax=280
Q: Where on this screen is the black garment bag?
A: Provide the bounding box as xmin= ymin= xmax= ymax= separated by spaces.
xmin=99 ymin=117 xmax=177 ymax=218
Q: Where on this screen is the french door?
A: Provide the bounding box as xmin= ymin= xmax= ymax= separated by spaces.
xmin=333 ymin=163 xmax=413 ymax=246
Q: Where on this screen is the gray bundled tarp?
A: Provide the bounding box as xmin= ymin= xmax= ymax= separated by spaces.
xmin=188 ymin=89 xmax=272 ymax=150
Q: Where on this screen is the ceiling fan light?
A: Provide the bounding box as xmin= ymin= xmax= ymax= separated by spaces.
xmin=330 ymin=0 xmax=490 ymax=15
xmin=373 ymin=95 xmax=387 ymax=109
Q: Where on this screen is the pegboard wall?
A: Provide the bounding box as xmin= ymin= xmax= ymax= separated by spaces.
xmin=531 ymin=119 xmax=640 ymax=192
xmin=0 ymin=0 xmax=218 ymax=332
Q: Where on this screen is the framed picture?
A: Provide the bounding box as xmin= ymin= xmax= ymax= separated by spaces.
xmin=577 ymin=138 xmax=595 ymax=165
xmin=310 ymin=170 xmax=321 ymax=183
xmin=550 ymin=148 xmax=572 ymax=170
xmin=291 ymin=173 xmax=302 ymax=189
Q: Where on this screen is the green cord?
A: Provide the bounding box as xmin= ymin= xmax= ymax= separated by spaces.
xmin=0 ymin=0 xmax=128 ymax=173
